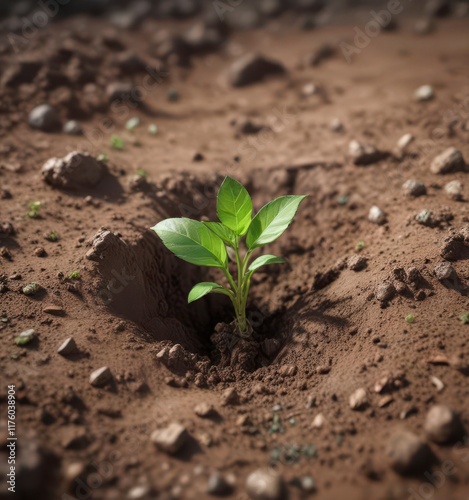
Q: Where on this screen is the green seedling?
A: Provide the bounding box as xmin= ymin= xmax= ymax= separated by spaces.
xmin=110 ymin=135 xmax=125 ymax=150
xmin=460 ymin=313 xmax=469 ymax=325
xmin=68 ymin=271 xmax=81 ymax=280
xmin=136 ymin=169 xmax=148 ymax=178
xmin=45 ymin=230 xmax=59 ymax=242
xmin=405 ymin=314 xmax=416 ymax=324
xmin=27 ymin=201 xmax=41 ymax=219
xmin=355 ymin=241 xmax=365 ymax=252
xmin=152 ymin=177 xmax=306 ymax=337
xmin=15 ymin=329 xmax=35 ymax=346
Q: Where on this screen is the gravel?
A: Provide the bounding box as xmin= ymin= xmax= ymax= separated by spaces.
xmin=444 ymin=180 xmax=463 ymax=200
xmin=414 ymin=84 xmax=434 ymax=101
xmin=402 ymin=179 xmax=426 ymax=197
xmin=368 ymin=206 xmax=387 ymax=225
xmin=28 ymin=104 xmax=61 ymax=132
xmin=387 ymin=429 xmax=433 ymax=474
xmin=89 ymin=366 xmax=113 ymax=387
xmin=150 ymin=423 xmax=188 ymax=454
xmin=349 ymin=388 xmax=368 ymax=411
xmin=424 ymin=405 xmax=463 ymax=444
xmin=246 ymin=468 xmax=285 ymax=500
xmin=42 ymin=152 xmax=105 ymax=189
xmin=227 ymin=53 xmax=286 ymax=87
xmin=430 ymin=147 xmax=466 ymax=174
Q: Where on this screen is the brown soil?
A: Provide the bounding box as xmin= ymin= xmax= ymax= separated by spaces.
xmin=1 ymin=8 xmax=469 ymax=500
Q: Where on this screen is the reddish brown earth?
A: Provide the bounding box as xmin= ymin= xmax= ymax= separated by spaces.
xmin=1 ymin=9 xmax=469 ymax=500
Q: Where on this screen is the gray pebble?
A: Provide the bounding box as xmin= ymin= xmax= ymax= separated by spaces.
xmin=430 ymin=147 xmax=466 ymax=175
xmin=28 ymin=104 xmax=61 ymax=132
xmin=387 ymin=429 xmax=433 ymax=474
xmin=151 ymin=423 xmax=188 ymax=454
xmin=402 ymin=179 xmax=426 ymax=197
xmin=246 ymin=468 xmax=285 ymax=500
xmin=444 ymin=180 xmax=463 ymax=200
xmin=368 ymin=206 xmax=387 ymax=225
xmin=89 ymin=366 xmax=113 ymax=387
xmin=424 ymin=405 xmax=463 ymax=444
xmin=63 ymin=120 xmax=83 ymax=136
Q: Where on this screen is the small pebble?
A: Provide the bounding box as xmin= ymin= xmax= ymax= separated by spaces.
xmin=368 ymin=206 xmax=387 ymax=225
xmin=402 ymin=179 xmax=426 ymax=197
xmin=414 ymin=84 xmax=434 ymax=102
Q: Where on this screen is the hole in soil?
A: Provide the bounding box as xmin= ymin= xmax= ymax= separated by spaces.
xmin=86 ymin=163 xmax=335 ymax=370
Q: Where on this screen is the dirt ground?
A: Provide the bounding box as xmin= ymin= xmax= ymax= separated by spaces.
xmin=1 ymin=4 xmax=469 ymax=500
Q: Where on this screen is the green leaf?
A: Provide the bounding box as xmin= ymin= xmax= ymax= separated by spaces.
xmin=203 ymin=222 xmax=237 ymax=246
xmin=248 ymin=255 xmax=285 ymax=273
xmin=217 ymin=177 xmax=253 ymax=235
xmin=152 ymin=218 xmax=228 ymax=268
xmin=188 ymin=282 xmax=230 ymax=303
xmin=246 ymin=195 xmax=307 ymax=250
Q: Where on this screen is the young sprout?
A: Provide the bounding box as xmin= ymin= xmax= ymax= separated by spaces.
xmin=405 ymin=314 xmax=416 ymax=324
xmin=27 ymin=201 xmax=41 ymax=219
xmin=110 ymin=135 xmax=125 ymax=150
xmin=355 ymin=241 xmax=365 ymax=252
xmin=460 ymin=313 xmax=469 ymax=325
xmin=45 ymin=230 xmax=59 ymax=242
xmin=136 ymin=169 xmax=148 ymax=178
xmin=152 ymin=177 xmax=306 ymax=337
xmin=68 ymin=271 xmax=81 ymax=280
xmin=97 ymin=153 xmax=109 ymax=163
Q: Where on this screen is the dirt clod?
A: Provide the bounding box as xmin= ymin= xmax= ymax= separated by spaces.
xmin=386 ymin=430 xmax=433 ymax=475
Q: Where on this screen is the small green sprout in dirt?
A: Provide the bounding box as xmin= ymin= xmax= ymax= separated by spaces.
xmin=27 ymin=201 xmax=41 ymax=219
xmin=45 ymin=230 xmax=59 ymax=242
xmin=22 ymin=283 xmax=40 ymax=296
xmin=152 ymin=177 xmax=306 ymax=337
xmin=148 ymin=124 xmax=158 ymax=135
xmin=405 ymin=314 xmax=416 ymax=324
xmin=15 ymin=329 xmax=35 ymax=346
xmin=136 ymin=169 xmax=148 ymax=178
xmin=97 ymin=152 xmax=109 ymax=163
xmin=126 ymin=117 xmax=140 ymax=131
xmin=68 ymin=271 xmax=81 ymax=280
xmin=460 ymin=313 xmax=469 ymax=325
xmin=355 ymin=241 xmax=365 ymax=252
xmin=110 ymin=135 xmax=125 ymax=150
xmin=337 ymin=195 xmax=349 ymax=205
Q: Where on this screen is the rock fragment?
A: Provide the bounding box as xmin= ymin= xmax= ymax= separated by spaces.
xmin=221 ymin=387 xmax=240 ymax=406
xmin=430 ymin=147 xmax=465 ymax=174
xmin=246 ymin=468 xmax=285 ymax=500
xmin=42 ymin=152 xmax=105 ymax=189
xmin=227 ymin=53 xmax=286 ymax=87
xmin=368 ymin=206 xmax=387 ymax=225
xmin=387 ymin=430 xmax=433 ymax=474
xmin=402 ymin=180 xmax=426 ymax=197
xmin=444 ymin=180 xmax=463 ymax=200
xmin=57 ymin=337 xmax=78 ymax=356
xmin=349 ymin=140 xmax=386 ymax=166
xmin=397 ymin=133 xmax=414 ymax=151
xmin=28 ymin=104 xmax=61 ymax=132
xmin=151 ymin=423 xmax=188 ymax=454
xmin=376 ymin=282 xmax=396 ymax=302
xmin=414 ymin=85 xmax=434 ymax=102
xmin=424 ymin=405 xmax=463 ymax=444
xmin=89 ymin=367 xmax=113 ymax=387
xmin=349 ymin=388 xmax=368 ymax=411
